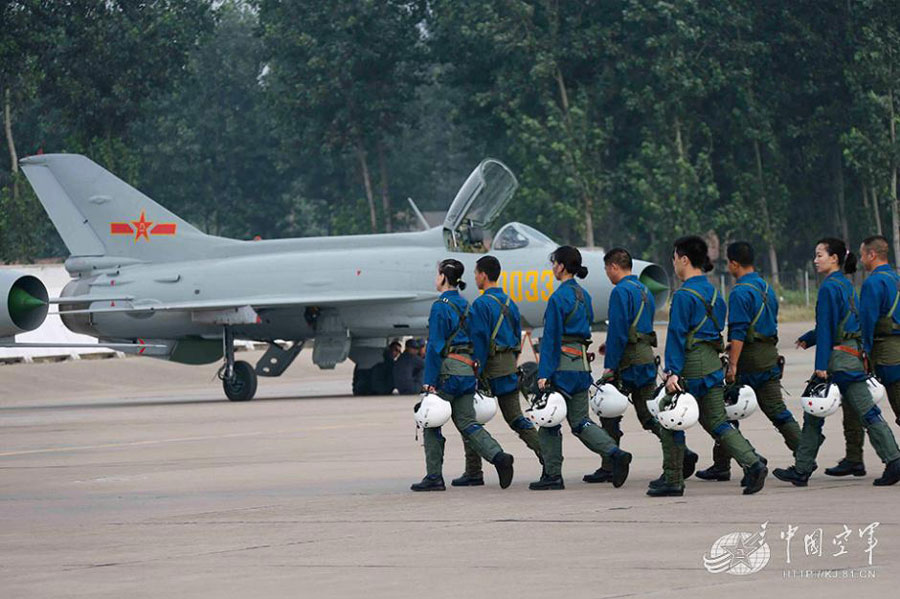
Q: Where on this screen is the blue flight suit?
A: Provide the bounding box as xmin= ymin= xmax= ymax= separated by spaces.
xmin=598 ymin=275 xmax=663 ymax=471
xmin=472 ymin=287 xmax=522 ymax=396
xmin=420 ymin=290 xmax=505 ymax=478
xmin=538 ymin=279 xmax=595 ymax=394
xmin=792 ymin=271 xmax=900 ymax=474
xmin=861 ymin=265 xmax=900 ymax=385
xmin=537 ymin=279 xmax=621 ymax=478
xmin=708 ymin=272 xmax=800 ymax=471
xmin=459 ymin=286 xmax=540 ymax=476
xmin=604 ymin=275 xmax=657 ymax=389
xmin=836 ymin=265 xmax=900 ymax=459
xmin=661 ymin=275 xmax=761 ymax=487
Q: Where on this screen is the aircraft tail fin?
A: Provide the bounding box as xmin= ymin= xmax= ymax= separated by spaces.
xmin=19 ymin=154 xmax=224 ymax=262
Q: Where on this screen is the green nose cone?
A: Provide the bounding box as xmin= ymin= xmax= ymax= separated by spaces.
xmin=640 ymin=272 xmax=669 ymax=296
xmin=9 ymin=286 xmax=46 ymax=318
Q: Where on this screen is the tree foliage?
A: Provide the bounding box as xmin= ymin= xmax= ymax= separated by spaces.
xmin=1 ymin=0 xmax=898 ymax=276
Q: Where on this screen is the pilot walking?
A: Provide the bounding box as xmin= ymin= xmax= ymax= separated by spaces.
xmin=695 ymin=242 xmax=800 ymax=482
xmin=774 ymin=237 xmax=900 ymax=487
xmin=860 ymin=236 xmax=900 ymax=426
xmin=653 ymin=236 xmax=768 ymax=497
xmin=812 ymin=235 xmax=900 ymax=478
xmin=411 ymin=259 xmax=515 ymax=491
xmin=584 ymin=247 xmax=700 ymax=485
xmin=452 ymin=255 xmax=542 ymax=486
xmin=530 ymin=246 xmax=632 ymax=490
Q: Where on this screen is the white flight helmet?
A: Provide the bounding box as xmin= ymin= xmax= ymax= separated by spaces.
xmin=526 ymin=390 xmax=568 ymax=427
xmin=724 ymin=384 xmax=759 ymax=421
xmin=414 ymin=393 xmax=452 ymax=428
xmin=800 ymin=377 xmax=842 ymax=417
xmin=473 ymin=392 xmax=498 ymax=424
xmin=656 ymin=391 xmax=700 ymax=431
xmin=590 ymin=383 xmax=630 ymax=418
xmin=648 ymin=384 xmax=667 ymax=418
xmin=866 ymin=375 xmax=887 ymax=406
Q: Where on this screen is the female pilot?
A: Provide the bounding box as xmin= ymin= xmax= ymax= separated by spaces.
xmin=654 ymin=236 xmax=767 ymax=497
xmin=412 ymin=259 xmax=515 ymax=492
xmin=531 ymin=246 xmax=632 ymax=490
xmin=774 ymin=237 xmax=900 ymax=487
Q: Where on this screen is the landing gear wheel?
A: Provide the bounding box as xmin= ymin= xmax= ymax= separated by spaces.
xmin=224 ymin=360 xmax=257 ymax=401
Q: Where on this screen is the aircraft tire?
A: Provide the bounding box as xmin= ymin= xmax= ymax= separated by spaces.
xmin=224 ymin=360 xmax=258 ymax=401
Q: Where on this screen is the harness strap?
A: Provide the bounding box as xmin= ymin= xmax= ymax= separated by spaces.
xmin=561 ymin=346 xmax=585 ymax=358
xmin=447 ymin=353 xmax=477 ymax=371
xmin=874 ymin=271 xmax=900 ymax=324
xmin=734 ymin=280 xmax=771 ymax=340
xmin=624 ymin=279 xmax=649 ymax=341
xmin=834 ymin=345 xmax=862 ymax=358
xmin=680 ymin=286 xmax=721 ymax=349
xmin=833 ymin=277 xmax=860 ymax=341
xmin=485 ymin=292 xmax=521 ymax=352
xmin=564 ymin=285 xmax=586 ymax=326
xmin=440 ymin=298 xmax=470 ymax=358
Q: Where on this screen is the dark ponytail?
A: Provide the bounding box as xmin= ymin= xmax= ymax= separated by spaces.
xmin=438 ymin=258 xmax=467 ymax=290
xmin=817 ymin=237 xmax=857 ymax=274
xmin=673 ymin=235 xmax=714 ymax=272
xmin=550 ymin=245 xmax=588 ymax=279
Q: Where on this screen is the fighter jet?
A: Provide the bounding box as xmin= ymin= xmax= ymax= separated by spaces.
xmin=4 ymin=155 xmax=668 ymax=400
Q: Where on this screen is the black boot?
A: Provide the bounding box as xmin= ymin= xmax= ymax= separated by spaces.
xmin=492 ymin=452 xmax=514 ymax=489
xmin=772 ymin=466 xmax=811 ymax=487
xmin=411 ymin=475 xmax=446 ymax=492
xmin=647 ymin=482 xmax=684 ymax=497
xmin=873 ymin=458 xmax=900 ymax=486
xmin=610 ymin=450 xmax=632 ymax=488
xmin=740 ymin=455 xmax=768 ymax=487
xmin=648 ymin=473 xmax=666 ymax=489
xmin=695 ymin=464 xmax=731 ymax=481
xmin=824 ymin=459 xmax=866 ymax=477
xmin=529 ymin=474 xmax=565 ymax=490
xmin=683 ymin=449 xmax=699 ymax=479
xmin=742 ymin=461 xmax=768 ymax=495
xmin=451 ymin=472 xmax=485 ymax=487
xmin=582 ymin=468 xmax=613 ymax=483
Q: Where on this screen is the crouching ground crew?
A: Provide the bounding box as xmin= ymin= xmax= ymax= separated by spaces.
xmin=411 ymin=259 xmax=515 ymax=492
xmin=696 ymin=242 xmax=801 ymax=483
xmin=653 ymin=236 xmax=768 ymax=497
xmin=775 ymin=237 xmax=900 ymax=487
xmin=530 ymin=246 xmax=632 ymax=491
xmin=583 ymin=247 xmax=699 ymax=484
xmin=826 ymin=236 xmax=900 ymax=478
xmin=452 ymin=255 xmax=542 ymax=486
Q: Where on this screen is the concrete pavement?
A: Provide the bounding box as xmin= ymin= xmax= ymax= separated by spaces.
xmin=1 ymin=322 xmax=898 ymax=598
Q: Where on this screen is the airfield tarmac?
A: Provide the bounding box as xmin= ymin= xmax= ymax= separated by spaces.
xmin=2 ymin=321 xmax=899 ymax=598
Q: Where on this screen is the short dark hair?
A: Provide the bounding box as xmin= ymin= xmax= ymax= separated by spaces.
xmin=603 ymin=247 xmax=633 ymax=270
xmin=673 ymin=235 xmax=714 ymax=272
xmin=475 ymin=255 xmax=502 ymax=281
xmin=726 ymin=241 xmax=754 ymax=267
xmin=390 ymin=340 xmax=401 ymax=350
xmin=862 ymin=235 xmax=890 ymax=261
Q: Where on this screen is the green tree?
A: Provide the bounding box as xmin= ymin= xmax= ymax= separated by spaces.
xmin=257 ymin=0 xmax=427 ymax=233
xmin=134 ymin=1 xmax=283 ymax=239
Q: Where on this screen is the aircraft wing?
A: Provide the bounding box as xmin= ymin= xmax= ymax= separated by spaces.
xmin=55 ymin=291 xmax=436 ymax=316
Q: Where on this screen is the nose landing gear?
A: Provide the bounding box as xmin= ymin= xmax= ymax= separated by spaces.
xmin=218 ymin=326 xmax=258 ymax=401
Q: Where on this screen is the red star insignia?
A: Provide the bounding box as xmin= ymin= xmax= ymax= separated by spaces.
xmin=131 ymin=211 xmax=154 ymax=241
